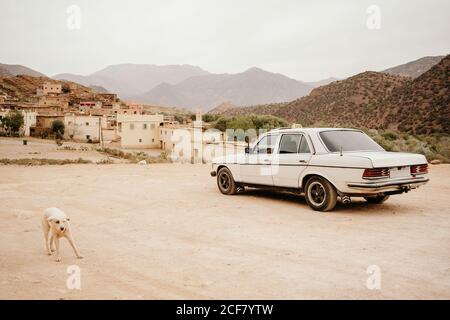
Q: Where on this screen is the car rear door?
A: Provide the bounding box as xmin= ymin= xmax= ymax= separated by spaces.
xmin=272 ymin=133 xmax=312 ymax=188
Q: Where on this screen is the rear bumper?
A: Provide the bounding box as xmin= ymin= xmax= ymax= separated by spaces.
xmin=347 ymin=177 xmax=429 ymax=190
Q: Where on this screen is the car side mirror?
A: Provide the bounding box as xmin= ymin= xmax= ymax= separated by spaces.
xmin=245 ymin=147 xmax=250 ymax=154
xmin=267 ymin=147 xmax=273 ymax=154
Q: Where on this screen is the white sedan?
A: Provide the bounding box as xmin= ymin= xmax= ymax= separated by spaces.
xmin=210 ymin=128 xmax=429 ymax=211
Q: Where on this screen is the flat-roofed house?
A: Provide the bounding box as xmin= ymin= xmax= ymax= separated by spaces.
xmin=39 ymin=96 xmax=69 ymax=111
xmin=64 ymin=114 xmax=108 ymax=142
xmin=42 ymin=82 xmax=62 ymax=95
xmin=78 ymin=101 xmax=102 ymax=113
xmin=117 ymin=114 xmax=164 ymax=149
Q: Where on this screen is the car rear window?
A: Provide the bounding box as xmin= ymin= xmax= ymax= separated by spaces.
xmin=319 ymin=130 xmax=384 ymax=152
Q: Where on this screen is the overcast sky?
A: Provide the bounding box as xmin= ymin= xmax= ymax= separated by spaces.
xmin=0 ymin=0 xmax=448 ymax=81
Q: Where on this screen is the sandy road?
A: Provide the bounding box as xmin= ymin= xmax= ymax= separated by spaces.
xmin=0 ymin=163 xmax=449 ymax=299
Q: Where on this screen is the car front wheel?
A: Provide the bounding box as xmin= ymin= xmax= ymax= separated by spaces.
xmin=305 ymin=176 xmax=337 ymax=212
xmin=217 ymin=167 xmax=237 ymax=195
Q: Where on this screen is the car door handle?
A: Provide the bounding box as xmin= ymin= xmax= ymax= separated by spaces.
xmin=299 ymin=160 xmax=307 ymax=163
xmin=263 ymin=159 xmax=271 ymax=163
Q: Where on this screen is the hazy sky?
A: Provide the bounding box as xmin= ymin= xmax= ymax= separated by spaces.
xmin=0 ymin=0 xmax=448 ymax=81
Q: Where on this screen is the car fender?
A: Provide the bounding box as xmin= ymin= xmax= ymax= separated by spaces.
xmin=298 ymin=167 xmax=343 ymax=192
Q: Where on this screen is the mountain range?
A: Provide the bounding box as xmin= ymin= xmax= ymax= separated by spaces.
xmin=1 ymin=54 xmax=446 ymax=122
xmin=210 ymin=55 xmax=449 ymax=134
xmin=54 ymin=65 xmax=330 ymax=110
xmin=133 ymin=67 xmax=318 ymax=110
xmin=53 ymin=64 xmax=209 ymax=98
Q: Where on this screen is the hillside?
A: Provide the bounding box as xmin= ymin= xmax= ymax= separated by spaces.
xmin=137 ymin=67 xmax=314 ymax=111
xmin=53 ymin=64 xmax=209 ymax=97
xmin=383 ymin=56 xmax=444 ymax=78
xmin=0 ymin=63 xmax=46 ymax=77
xmin=213 ymin=55 xmax=450 ymax=135
xmin=0 ymin=66 xmax=13 ymax=78
xmin=376 ymin=55 xmax=450 ymax=134
xmin=0 ymin=75 xmax=101 ymax=103
xmin=212 ymin=71 xmax=409 ymax=125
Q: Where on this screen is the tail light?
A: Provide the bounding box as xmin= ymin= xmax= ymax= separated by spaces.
xmin=411 ymin=164 xmax=428 ymax=175
xmin=363 ymin=168 xmax=390 ymax=179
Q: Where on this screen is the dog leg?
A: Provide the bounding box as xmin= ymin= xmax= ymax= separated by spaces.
xmin=43 ymin=222 xmax=51 ymax=255
xmin=65 ymin=234 xmax=83 ymax=259
xmin=49 ymin=233 xmax=56 ymax=253
xmin=54 ymin=237 xmax=61 ymax=262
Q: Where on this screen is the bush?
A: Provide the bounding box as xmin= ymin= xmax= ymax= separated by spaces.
xmin=382 ymin=131 xmax=398 ymax=141
xmin=0 ymin=110 xmax=24 ymax=136
xmin=212 ymin=114 xmax=288 ymax=132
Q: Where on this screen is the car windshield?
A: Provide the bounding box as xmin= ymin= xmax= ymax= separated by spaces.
xmin=319 ymin=130 xmax=384 ymax=152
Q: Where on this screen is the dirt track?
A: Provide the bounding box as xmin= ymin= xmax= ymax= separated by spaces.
xmin=0 ymin=163 xmax=449 ymax=299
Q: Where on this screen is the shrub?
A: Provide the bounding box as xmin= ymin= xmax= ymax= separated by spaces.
xmin=0 ymin=110 xmax=24 ymax=136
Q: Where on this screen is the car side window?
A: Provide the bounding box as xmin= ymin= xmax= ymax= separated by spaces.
xmin=254 ymin=134 xmax=278 ymax=154
xmin=279 ymin=134 xmax=301 ymax=154
xmin=298 ymin=136 xmax=311 ymax=153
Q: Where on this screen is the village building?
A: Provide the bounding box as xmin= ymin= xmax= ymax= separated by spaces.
xmin=64 ymin=114 xmax=108 ymax=142
xmin=78 ymin=101 xmax=102 ymax=113
xmin=31 ymin=114 xmax=64 ymax=137
xmin=97 ymin=93 xmax=118 ymax=103
xmin=116 ymin=105 xmax=142 ymax=115
xmin=22 ymin=111 xmax=37 ymax=136
xmin=38 ymin=95 xmax=69 ymax=110
xmin=116 ymin=114 xmax=164 ymax=149
xmin=42 ymin=82 xmax=62 ymax=95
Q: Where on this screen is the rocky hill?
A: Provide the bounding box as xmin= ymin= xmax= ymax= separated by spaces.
xmin=383 ymin=56 xmax=444 ymax=78
xmin=0 ymin=75 xmax=101 ymax=103
xmin=212 ymin=55 xmax=450 ymax=134
xmin=375 ymin=54 xmax=450 ymax=134
xmin=211 ymin=71 xmax=409 ymax=123
xmin=0 ymin=63 xmax=46 ymax=78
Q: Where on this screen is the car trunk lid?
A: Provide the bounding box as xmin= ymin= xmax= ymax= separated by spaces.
xmin=347 ymin=151 xmax=428 ymax=168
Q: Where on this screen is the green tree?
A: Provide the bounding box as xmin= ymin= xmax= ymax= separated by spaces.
xmin=212 ymin=114 xmax=288 ymax=131
xmin=0 ymin=110 xmax=24 ymax=136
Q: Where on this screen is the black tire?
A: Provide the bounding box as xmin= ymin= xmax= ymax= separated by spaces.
xmin=217 ymin=167 xmax=237 ymax=195
xmin=304 ymin=176 xmax=337 ymax=212
xmin=364 ymin=195 xmax=390 ymax=204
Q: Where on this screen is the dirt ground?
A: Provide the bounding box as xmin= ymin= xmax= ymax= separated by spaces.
xmin=0 ymin=137 xmax=162 ymax=163
xmin=0 ymin=161 xmax=449 ymax=299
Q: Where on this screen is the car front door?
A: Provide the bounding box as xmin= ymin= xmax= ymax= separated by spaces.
xmin=272 ymin=134 xmax=312 ymax=188
xmin=240 ymin=134 xmax=279 ymax=185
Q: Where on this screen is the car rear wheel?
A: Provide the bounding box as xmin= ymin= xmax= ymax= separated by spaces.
xmin=364 ymin=195 xmax=390 ymax=204
xmin=305 ymin=176 xmax=337 ymax=212
xmin=217 ymin=167 xmax=237 ymax=195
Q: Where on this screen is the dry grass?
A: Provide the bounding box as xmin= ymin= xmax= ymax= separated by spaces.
xmin=97 ymin=147 xmax=170 ymax=164
xmin=0 ymin=158 xmax=92 ymax=166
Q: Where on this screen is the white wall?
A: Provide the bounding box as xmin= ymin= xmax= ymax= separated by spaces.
xmin=117 ymin=114 xmax=164 ymax=149
xmin=64 ymin=115 xmax=106 ymax=141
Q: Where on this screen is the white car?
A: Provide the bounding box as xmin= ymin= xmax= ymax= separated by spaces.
xmin=210 ymin=128 xmax=429 ymax=211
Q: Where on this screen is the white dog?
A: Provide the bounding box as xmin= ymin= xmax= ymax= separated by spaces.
xmin=42 ymin=207 xmax=83 ymax=262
